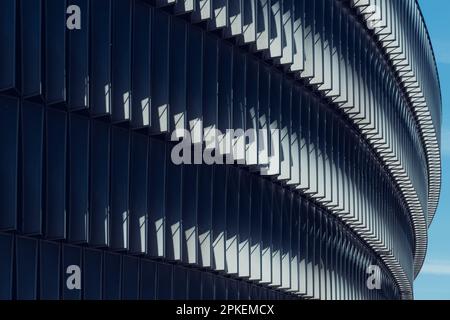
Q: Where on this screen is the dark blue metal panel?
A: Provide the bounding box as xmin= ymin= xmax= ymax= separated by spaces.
xmin=172 ymin=266 xmax=187 ymax=300
xmin=111 ymin=0 xmax=132 ymax=123
xmin=0 ymin=0 xmax=16 ymax=91
xmin=110 ymin=126 xmax=130 ymax=250
xmin=226 ymin=279 xmax=238 ymax=300
xmin=261 ymin=179 xmax=273 ymax=284
xmin=271 ymin=185 xmax=282 ymax=287
xmin=83 ymin=248 xmax=103 ymax=300
xmin=269 ymin=71 xmax=282 ymax=176
xmin=165 ymin=148 xmax=183 ymax=260
xmin=122 ymin=255 xmax=139 ymax=299
xmin=201 ymin=272 xmax=214 ymax=299
xmin=250 ymin=174 xmax=262 ymax=282
xmin=186 ymin=26 xmax=203 ymax=143
xmin=68 ymin=115 xmax=89 ymax=243
xmin=0 ymin=96 xmax=19 ymax=231
xmin=169 ymin=17 xmax=187 ymax=134
xmin=16 ymin=237 xmax=38 ymax=299
xmin=239 ymin=281 xmax=249 ymax=300
xmin=39 ymin=240 xmax=60 ymax=299
xmin=21 ymin=101 xmax=44 ymax=235
xmin=165 ymin=147 xmax=182 ymax=261
xmin=214 ymin=276 xmax=226 ymax=300
xmin=90 ymin=0 xmax=111 ymax=115
xmin=202 ymin=33 xmax=218 ymax=137
xmin=129 ymin=132 xmax=149 ymax=254
xmin=147 ymin=138 xmax=166 ymax=257
xmin=89 ymin=120 xmax=110 ymax=247
xmin=140 ymin=259 xmax=156 ymax=299
xmin=44 ymin=0 xmax=66 ymax=104
xmin=67 ymin=0 xmax=89 ymax=110
xmin=258 ymin=64 xmax=270 ymax=167
xmin=233 ymin=47 xmax=246 ymax=140
xmin=181 ymin=164 xmax=198 ymax=265
xmin=103 ymin=252 xmax=122 ymax=299
xmin=131 ymin=2 xmax=151 ymax=128
xmin=150 ymin=10 xmax=170 ymax=134
xmin=187 ymin=269 xmax=201 ymax=299
xmin=21 ymin=0 xmax=42 ymax=97
xmin=217 ymin=41 xmax=232 ymax=138
xmin=281 ymin=190 xmax=292 ymax=290
xmin=0 ymin=233 xmax=13 ymax=299
xmin=225 ymin=166 xmax=239 ymax=275
xmin=156 ymin=263 xmax=172 ymax=299
xmin=250 ymin=285 xmax=261 ymax=300
xmin=45 ymin=109 xmax=67 ymax=239
xmin=212 ymin=165 xmax=226 ymax=272
xmin=197 ymin=164 xmax=212 ymax=268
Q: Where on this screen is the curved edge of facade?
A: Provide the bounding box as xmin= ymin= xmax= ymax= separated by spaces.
xmin=415 ymin=0 xmax=442 ymax=225
xmin=347 ymin=0 xmax=442 ymax=281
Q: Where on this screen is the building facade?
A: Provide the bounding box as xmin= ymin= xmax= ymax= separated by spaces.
xmin=0 ymin=0 xmax=441 ymax=300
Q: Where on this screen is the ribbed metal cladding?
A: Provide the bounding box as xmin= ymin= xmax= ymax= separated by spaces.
xmin=0 ymin=0 xmax=440 ymax=300
xmin=345 ymin=0 xmax=442 ymax=282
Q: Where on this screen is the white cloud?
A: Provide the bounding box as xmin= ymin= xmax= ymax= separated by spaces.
xmin=421 ymin=261 xmax=450 ymax=275
xmin=441 ymin=128 xmax=450 ymax=156
xmin=432 ymin=39 xmax=450 ymax=65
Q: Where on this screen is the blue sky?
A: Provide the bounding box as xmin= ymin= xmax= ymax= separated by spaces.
xmin=413 ymin=0 xmax=450 ymax=300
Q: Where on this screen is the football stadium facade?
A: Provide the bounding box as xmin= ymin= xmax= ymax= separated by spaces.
xmin=0 ymin=0 xmax=441 ymax=300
